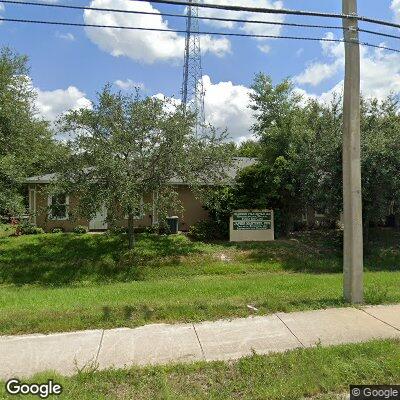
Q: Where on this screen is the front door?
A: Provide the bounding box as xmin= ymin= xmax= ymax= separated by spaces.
xmin=89 ymin=205 xmax=108 ymax=230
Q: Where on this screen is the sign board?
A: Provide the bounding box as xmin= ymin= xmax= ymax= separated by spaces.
xmin=230 ymin=209 xmax=274 ymax=242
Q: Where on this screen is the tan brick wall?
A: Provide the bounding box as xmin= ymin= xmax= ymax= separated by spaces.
xmin=176 ymin=186 xmax=209 ymax=231
xmin=29 ymin=184 xmax=209 ymax=232
xmin=31 ymin=184 xmax=89 ymax=232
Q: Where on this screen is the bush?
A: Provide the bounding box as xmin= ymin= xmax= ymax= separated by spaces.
xmin=17 ymin=221 xmax=44 ymax=235
xmin=51 ymin=227 xmax=64 ymax=234
xmin=107 ymin=226 xmax=128 ymax=235
xmin=73 ymin=225 xmax=89 ymax=234
xmin=188 ymin=219 xmax=228 ymax=241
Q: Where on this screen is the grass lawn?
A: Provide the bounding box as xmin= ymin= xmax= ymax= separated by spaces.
xmin=0 ymin=228 xmax=399 ymax=335
xmin=0 ymin=223 xmax=15 ymax=238
xmin=1 ymin=339 xmax=399 ymax=399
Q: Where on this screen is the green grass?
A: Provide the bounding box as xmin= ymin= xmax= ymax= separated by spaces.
xmin=0 ymin=228 xmax=399 ymax=335
xmin=0 ymin=223 xmax=14 ymax=238
xmin=1 ymin=339 xmax=399 ymax=399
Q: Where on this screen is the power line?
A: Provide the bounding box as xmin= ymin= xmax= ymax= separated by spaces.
xmin=4 ymin=0 xmax=400 ymax=41
xmin=357 ymin=14 xmax=400 ymax=31
xmin=132 ymin=0 xmax=400 ymax=30
xmin=1 ymin=0 xmax=346 ymax=31
xmin=131 ymin=0 xmax=349 ymax=19
xmin=1 ymin=17 xmax=400 ymax=54
xmin=359 ymin=28 xmax=400 ymax=42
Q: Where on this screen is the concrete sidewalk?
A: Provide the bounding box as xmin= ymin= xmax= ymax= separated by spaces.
xmin=1 ymin=304 xmax=399 ymax=379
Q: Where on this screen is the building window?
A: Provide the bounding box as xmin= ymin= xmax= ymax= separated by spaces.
xmin=48 ymin=194 xmax=69 ymax=220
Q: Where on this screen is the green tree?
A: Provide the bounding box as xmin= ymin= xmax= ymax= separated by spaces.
xmin=360 ymin=97 xmax=400 ymax=236
xmin=304 ymin=96 xmax=343 ymax=221
xmin=56 ymin=87 xmax=231 ymax=248
xmin=249 ymin=73 xmax=314 ymax=235
xmin=306 ymin=94 xmax=400 ymax=243
xmin=0 ymin=48 xmax=66 ymax=215
xmin=234 ymin=139 xmax=261 ymax=158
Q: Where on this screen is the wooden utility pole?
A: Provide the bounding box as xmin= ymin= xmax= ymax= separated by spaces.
xmin=342 ymin=0 xmax=364 ymax=303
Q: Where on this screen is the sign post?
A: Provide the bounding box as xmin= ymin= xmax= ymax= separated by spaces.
xmin=230 ymin=209 xmax=274 ymax=242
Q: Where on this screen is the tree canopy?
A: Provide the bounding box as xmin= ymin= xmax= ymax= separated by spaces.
xmin=246 ymin=73 xmax=315 ymax=234
xmin=55 ymin=87 xmax=232 ymax=247
xmin=0 ymin=47 xmax=67 ymax=215
xmin=229 ymin=73 xmax=400 ymax=238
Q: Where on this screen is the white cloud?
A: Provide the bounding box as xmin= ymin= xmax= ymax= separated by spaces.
xmin=152 ymin=76 xmax=255 ymax=142
xmin=199 ymin=0 xmax=285 ymax=52
xmin=35 ymin=86 xmax=92 ymax=122
xmin=84 ymin=0 xmax=231 ymax=64
xmin=295 ymin=62 xmax=341 ymax=87
xmin=295 ymin=81 xmax=344 ymax=106
xmin=153 ymin=93 xmax=182 ymax=114
xmin=295 ymin=32 xmax=400 ymax=102
xmin=32 ymin=78 xmax=255 ymax=142
xmin=258 ymin=44 xmax=271 ymax=54
xmin=392 ymin=0 xmax=400 ymax=22
xmin=359 ymin=47 xmax=400 ymax=99
xmin=114 ymin=79 xmax=144 ymax=90
xmin=294 ymin=33 xmax=343 ymax=86
xmin=55 ymin=32 xmax=75 ymax=41
xmin=202 ymin=75 xmax=254 ymax=141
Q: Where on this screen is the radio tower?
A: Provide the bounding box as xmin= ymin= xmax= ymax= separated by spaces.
xmin=181 ymin=0 xmax=205 ymax=136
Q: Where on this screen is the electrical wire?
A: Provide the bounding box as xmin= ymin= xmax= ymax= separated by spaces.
xmin=131 ymin=0 xmax=400 ymax=30
xmin=0 ymin=0 xmax=347 ymax=31
xmin=1 ymin=17 xmax=400 ymax=54
xmin=359 ymin=28 xmax=400 ymax=42
xmin=4 ymin=0 xmax=400 ymax=42
xmin=130 ymin=0 xmax=349 ymax=19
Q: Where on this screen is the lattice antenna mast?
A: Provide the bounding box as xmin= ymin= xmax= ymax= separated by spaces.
xmin=181 ymin=0 xmax=206 ymax=136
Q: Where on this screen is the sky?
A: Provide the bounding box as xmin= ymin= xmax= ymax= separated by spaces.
xmin=0 ymin=0 xmax=400 ymax=142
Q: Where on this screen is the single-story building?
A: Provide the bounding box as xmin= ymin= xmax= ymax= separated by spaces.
xmin=26 ymin=157 xmax=256 ymax=232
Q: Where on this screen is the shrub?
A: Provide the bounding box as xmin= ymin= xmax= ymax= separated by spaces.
xmin=17 ymin=221 xmax=45 ymax=235
xmin=188 ymin=219 xmax=228 ymax=241
xmin=73 ymin=225 xmax=89 ymax=234
xmin=51 ymin=227 xmax=64 ymax=233
xmin=107 ymin=226 xmax=128 ymax=235
xmin=132 ymin=226 xmax=163 ymax=234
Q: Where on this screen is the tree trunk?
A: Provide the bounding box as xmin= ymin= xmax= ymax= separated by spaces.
xmin=128 ymin=213 xmax=135 ymax=249
xmin=282 ymin=212 xmax=293 ymax=238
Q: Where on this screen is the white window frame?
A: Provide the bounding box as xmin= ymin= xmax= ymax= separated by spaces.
xmin=48 ymin=194 xmax=70 ymax=221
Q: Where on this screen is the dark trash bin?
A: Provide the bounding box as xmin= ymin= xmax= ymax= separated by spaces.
xmin=166 ymin=216 xmax=179 ymax=234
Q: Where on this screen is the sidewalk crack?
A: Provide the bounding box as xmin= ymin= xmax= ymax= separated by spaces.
xmin=359 ymin=307 xmax=400 ymax=332
xmin=95 ymin=329 xmax=105 ymax=364
xmin=276 ymin=314 xmax=305 ymax=348
xmin=192 ymin=324 xmax=206 ymax=360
